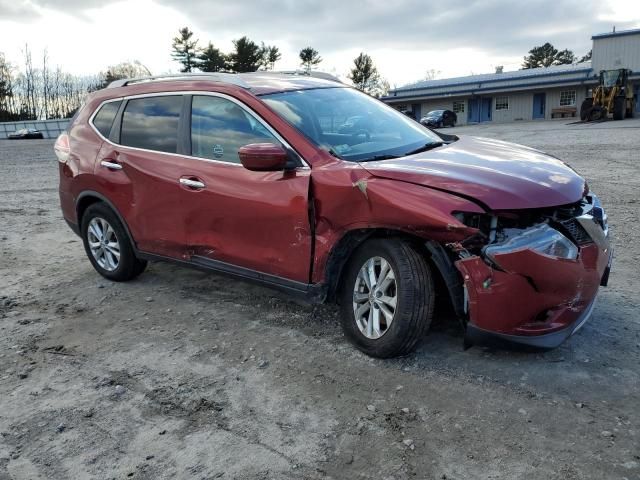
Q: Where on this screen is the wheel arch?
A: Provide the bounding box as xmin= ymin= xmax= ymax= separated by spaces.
xmin=322 ymin=227 xmax=462 ymax=310
xmin=76 ymin=191 xmax=137 ymax=250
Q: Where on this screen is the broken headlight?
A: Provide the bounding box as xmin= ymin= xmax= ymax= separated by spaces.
xmin=484 ymin=223 xmax=578 ymax=263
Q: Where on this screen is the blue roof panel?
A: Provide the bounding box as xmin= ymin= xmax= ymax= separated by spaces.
xmin=592 ymin=28 xmax=640 ymax=40
xmin=391 ymin=62 xmax=593 ymax=94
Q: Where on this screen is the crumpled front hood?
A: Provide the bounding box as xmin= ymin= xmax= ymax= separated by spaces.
xmin=360 ymin=136 xmax=586 ymax=210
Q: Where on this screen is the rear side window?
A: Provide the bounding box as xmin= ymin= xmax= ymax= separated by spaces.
xmin=120 ymin=96 xmax=182 ymax=153
xmin=92 ymin=101 xmax=121 ymax=138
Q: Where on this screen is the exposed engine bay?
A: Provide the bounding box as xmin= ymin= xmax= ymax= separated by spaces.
xmin=451 ymin=193 xmax=608 ymax=260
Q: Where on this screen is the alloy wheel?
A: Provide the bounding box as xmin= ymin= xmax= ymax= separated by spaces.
xmin=352 ymin=256 xmax=397 ymax=339
xmin=87 ymin=217 xmax=120 ymax=271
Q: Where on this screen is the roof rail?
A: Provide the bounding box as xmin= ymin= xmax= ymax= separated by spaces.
xmin=107 ymin=72 xmax=250 ymax=89
xmin=268 ymin=70 xmax=342 ymax=83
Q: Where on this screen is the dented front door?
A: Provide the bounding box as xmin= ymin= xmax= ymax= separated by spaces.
xmin=181 ymin=94 xmax=312 ymax=283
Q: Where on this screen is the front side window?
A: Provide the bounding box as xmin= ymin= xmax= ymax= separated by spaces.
xmin=120 ymin=96 xmax=182 ymax=153
xmin=560 ymin=90 xmax=576 ymax=106
xmin=452 ymin=100 xmax=465 ymax=113
xmin=92 ymin=101 xmax=121 ymax=137
xmin=191 ymin=95 xmax=280 ymax=163
xmin=261 ymin=87 xmax=442 ymax=162
xmin=495 ymin=97 xmax=509 ymax=110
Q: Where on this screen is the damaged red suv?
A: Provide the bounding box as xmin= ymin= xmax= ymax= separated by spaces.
xmin=55 ymin=72 xmax=612 ymax=358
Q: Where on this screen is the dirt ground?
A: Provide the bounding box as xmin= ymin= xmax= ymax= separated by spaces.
xmin=1 ymin=118 xmax=639 ymax=480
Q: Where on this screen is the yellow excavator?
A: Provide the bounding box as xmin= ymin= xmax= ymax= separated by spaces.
xmin=580 ymin=68 xmax=635 ymax=121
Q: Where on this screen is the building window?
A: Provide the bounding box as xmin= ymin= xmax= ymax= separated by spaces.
xmin=560 ymin=90 xmax=576 ymax=106
xmin=495 ymin=97 xmax=509 ymax=110
xmin=452 ymin=100 xmax=465 ymax=113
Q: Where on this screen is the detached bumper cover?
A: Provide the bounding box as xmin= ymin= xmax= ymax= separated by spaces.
xmin=465 ymin=296 xmax=598 ymax=348
xmin=457 ymin=216 xmax=611 ymax=349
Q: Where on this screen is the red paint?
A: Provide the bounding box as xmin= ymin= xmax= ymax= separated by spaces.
xmin=58 ymin=74 xmax=610 ymax=346
xmin=456 ymin=242 xmax=609 ymax=336
xmin=238 ymin=143 xmax=288 ymax=171
xmin=361 ymin=136 xmax=586 ymax=210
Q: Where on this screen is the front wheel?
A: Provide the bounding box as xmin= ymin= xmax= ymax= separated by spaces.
xmin=339 ymin=239 xmax=434 ymax=358
xmin=580 ymin=98 xmax=593 ymax=121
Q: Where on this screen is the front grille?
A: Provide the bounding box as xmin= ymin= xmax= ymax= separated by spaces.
xmin=560 ymin=218 xmax=592 ymax=245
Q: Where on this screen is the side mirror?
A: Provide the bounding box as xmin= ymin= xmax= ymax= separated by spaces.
xmin=238 ymin=143 xmax=289 ymax=171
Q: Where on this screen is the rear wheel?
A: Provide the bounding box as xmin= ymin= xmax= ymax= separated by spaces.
xmin=81 ymin=203 xmax=147 ymax=281
xmin=613 ymin=96 xmax=625 ymax=120
xmin=339 ymin=238 xmax=434 ymax=358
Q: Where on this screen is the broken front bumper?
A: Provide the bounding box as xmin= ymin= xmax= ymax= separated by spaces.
xmin=457 ymin=214 xmax=612 ymax=349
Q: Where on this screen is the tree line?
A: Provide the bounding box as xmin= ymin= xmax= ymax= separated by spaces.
xmin=171 ymin=27 xmax=389 ymax=97
xmin=0 ymin=46 xmax=156 ymax=122
xmin=0 ymin=47 xmax=104 ymax=121
xmin=0 ymin=31 xmax=594 ymax=122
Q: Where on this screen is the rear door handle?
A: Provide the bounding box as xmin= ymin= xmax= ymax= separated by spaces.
xmin=179 ymin=178 xmax=206 ymax=189
xmin=100 ymin=160 xmax=122 ymax=170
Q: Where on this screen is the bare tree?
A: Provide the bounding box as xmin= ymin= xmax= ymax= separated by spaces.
xmin=424 ymin=69 xmax=440 ymax=80
xmin=0 ymin=53 xmax=18 ymax=121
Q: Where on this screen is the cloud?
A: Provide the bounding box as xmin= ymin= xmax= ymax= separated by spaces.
xmin=150 ymin=0 xmax=634 ymax=56
xmin=0 ymin=0 xmax=42 ymax=21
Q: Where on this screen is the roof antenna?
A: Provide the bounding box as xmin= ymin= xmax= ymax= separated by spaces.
xmin=613 ymin=25 xmax=616 ymax=32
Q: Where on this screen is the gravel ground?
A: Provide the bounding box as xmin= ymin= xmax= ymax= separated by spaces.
xmin=1 ymin=118 xmax=639 ymax=479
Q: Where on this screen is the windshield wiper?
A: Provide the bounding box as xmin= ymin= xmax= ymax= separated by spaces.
xmin=404 ymin=141 xmax=444 ymax=156
xmin=358 ymin=154 xmax=401 ymax=162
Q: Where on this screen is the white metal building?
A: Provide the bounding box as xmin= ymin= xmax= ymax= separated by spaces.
xmin=382 ymin=28 xmax=640 ymax=124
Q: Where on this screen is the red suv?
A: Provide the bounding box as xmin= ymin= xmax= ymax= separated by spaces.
xmin=55 ymin=73 xmax=612 ymax=358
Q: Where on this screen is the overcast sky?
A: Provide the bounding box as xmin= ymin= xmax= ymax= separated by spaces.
xmin=1 ymin=0 xmax=639 ymax=86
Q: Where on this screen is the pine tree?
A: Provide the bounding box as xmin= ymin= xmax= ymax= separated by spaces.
xmin=262 ymin=45 xmax=282 ymax=70
xmin=198 ymin=43 xmax=226 ymax=72
xmin=172 ymin=27 xmax=199 ymax=73
xmin=349 ymin=52 xmax=382 ymax=95
xmin=227 ymin=36 xmax=263 ymax=73
xmin=299 ymin=47 xmax=322 ymax=72
xmin=522 ymin=43 xmax=575 ymax=69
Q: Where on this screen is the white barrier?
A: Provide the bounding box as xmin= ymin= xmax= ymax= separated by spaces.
xmin=0 ymin=119 xmax=71 ymax=140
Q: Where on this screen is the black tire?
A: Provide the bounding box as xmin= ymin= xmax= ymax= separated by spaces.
xmin=81 ymin=202 xmax=147 ymax=281
xmin=580 ymin=98 xmax=593 ymax=121
xmin=588 ymin=105 xmax=605 ymax=122
xmin=339 ymin=238 xmax=434 ymax=358
xmin=613 ymin=96 xmax=625 ymax=120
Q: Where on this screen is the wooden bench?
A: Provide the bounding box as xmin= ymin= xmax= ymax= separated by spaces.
xmin=551 ymin=107 xmax=577 ymax=118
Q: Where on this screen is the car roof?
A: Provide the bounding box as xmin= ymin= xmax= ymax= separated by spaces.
xmin=105 ymin=71 xmax=344 ymax=96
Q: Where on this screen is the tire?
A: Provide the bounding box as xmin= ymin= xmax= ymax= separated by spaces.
xmin=580 ymin=98 xmax=593 ymax=121
xmin=339 ymin=238 xmax=434 ymax=358
xmin=588 ymin=105 xmax=606 ymax=122
xmin=613 ymin=96 xmax=625 ymax=120
xmin=81 ymin=203 xmax=147 ymax=281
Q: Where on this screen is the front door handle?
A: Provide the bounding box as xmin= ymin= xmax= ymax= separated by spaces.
xmin=179 ymin=178 xmax=206 ymax=189
xmin=100 ymin=160 xmax=122 ymax=170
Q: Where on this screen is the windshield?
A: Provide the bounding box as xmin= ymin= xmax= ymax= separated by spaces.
xmin=601 ymin=70 xmax=621 ymax=88
xmin=427 ymin=110 xmax=444 ymax=116
xmin=260 ymin=87 xmax=442 ymax=162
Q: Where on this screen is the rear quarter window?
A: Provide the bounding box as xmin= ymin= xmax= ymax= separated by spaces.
xmin=92 ymin=101 xmax=122 ymax=138
xmin=120 ymin=96 xmax=183 ymax=153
